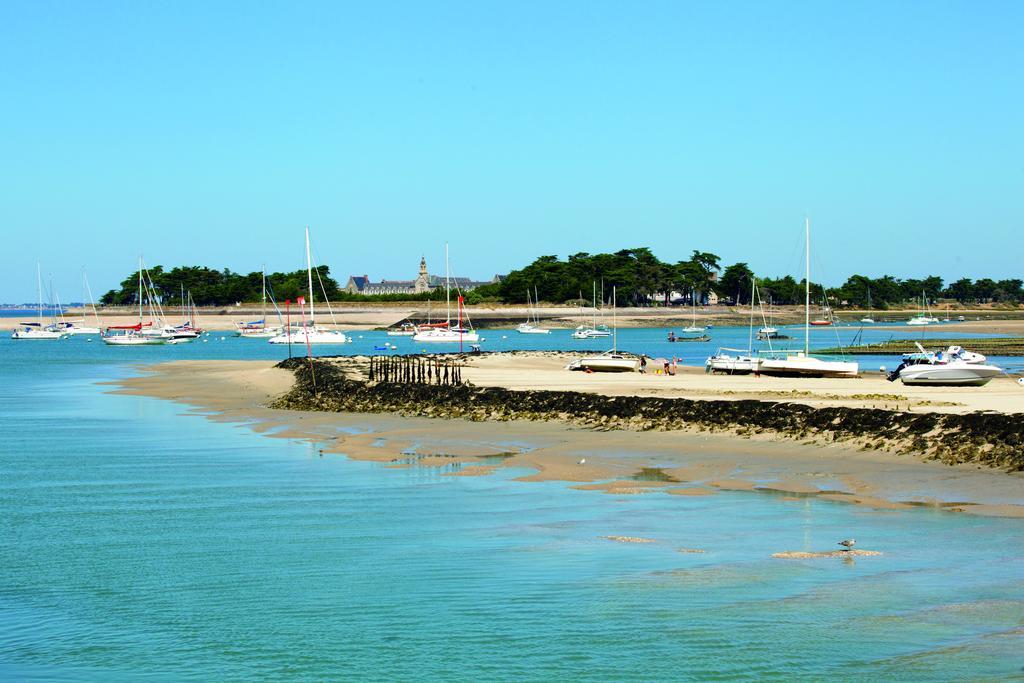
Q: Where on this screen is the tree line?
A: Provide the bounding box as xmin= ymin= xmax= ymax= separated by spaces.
xmin=99 ymin=256 xmax=1022 ymax=308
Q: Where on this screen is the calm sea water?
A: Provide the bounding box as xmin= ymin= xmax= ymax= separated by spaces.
xmin=1 ymin=336 xmax=1022 ymax=681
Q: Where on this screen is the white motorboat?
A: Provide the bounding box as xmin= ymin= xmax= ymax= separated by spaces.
xmin=859 ymin=317 xmax=875 ymax=324
xmin=706 ymin=348 xmax=760 ymax=374
xmin=888 ymin=344 xmax=1002 ymax=386
xmin=411 ymin=244 xmax=479 ymax=344
xmin=906 ymin=315 xmax=931 ymax=326
xmin=267 ymin=228 xmax=349 ymax=345
xmin=750 ymin=218 xmax=859 ymax=378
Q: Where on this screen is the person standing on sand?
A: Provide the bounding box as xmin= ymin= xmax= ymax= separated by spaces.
xmin=639 ymin=355 xmax=647 ymax=374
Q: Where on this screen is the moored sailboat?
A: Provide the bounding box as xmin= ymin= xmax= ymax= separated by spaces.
xmin=268 ymin=228 xmax=348 ymax=345
xmin=11 ymin=264 xmax=67 ymax=340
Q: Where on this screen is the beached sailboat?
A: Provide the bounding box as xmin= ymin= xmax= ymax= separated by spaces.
xmin=567 ymin=286 xmax=639 ymax=372
xmin=758 ymin=219 xmax=859 ymax=378
xmin=236 ymin=267 xmax=283 ymax=338
xmin=268 ymin=229 xmax=349 ymax=345
xmin=707 ymin=275 xmax=761 ymax=373
xmin=11 ymin=264 xmax=67 ymax=340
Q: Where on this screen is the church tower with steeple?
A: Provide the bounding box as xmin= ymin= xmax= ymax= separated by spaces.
xmin=413 ymin=255 xmax=432 ymax=294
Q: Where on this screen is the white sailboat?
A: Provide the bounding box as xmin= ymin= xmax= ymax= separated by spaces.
xmin=413 ymin=244 xmax=479 ymax=343
xmin=681 ymin=293 xmax=704 ymax=333
xmin=906 ymin=292 xmax=937 ymax=325
xmin=102 ymin=259 xmax=166 ymax=346
xmin=11 ymin=264 xmax=67 ymax=340
xmin=707 ymin=276 xmax=761 ymax=374
xmin=517 ymin=287 xmax=550 ymax=334
xmin=860 ymin=288 xmax=875 ymax=324
xmin=571 ymin=283 xmax=612 ymax=339
xmin=567 ymin=286 xmax=639 ymax=372
xmin=758 ymin=218 xmax=859 ymax=378
xmin=268 ymin=228 xmax=349 ymax=345
xmin=236 ymin=267 xmax=284 ymax=338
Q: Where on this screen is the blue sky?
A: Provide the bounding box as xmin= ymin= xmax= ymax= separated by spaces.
xmin=2 ymin=1 xmax=1021 ymax=301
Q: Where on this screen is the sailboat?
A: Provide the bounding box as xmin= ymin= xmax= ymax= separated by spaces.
xmin=906 ymin=292 xmax=937 ymax=326
xmin=11 ymin=264 xmax=67 ymax=340
xmin=413 ymin=244 xmax=479 ymax=343
xmin=707 ymin=275 xmax=762 ymax=373
xmin=681 ymin=291 xmax=704 ymax=333
xmin=758 ymin=219 xmax=859 ymax=378
xmin=567 ymin=286 xmax=639 ymax=372
xmin=268 ymin=228 xmax=348 ymax=345
xmin=236 ymin=267 xmax=284 ymax=338
xmin=571 ymin=283 xmax=612 ymax=339
xmin=860 ymin=288 xmax=875 ymax=324
xmin=517 ymin=287 xmax=550 ymax=334
xmin=102 ymin=258 xmax=166 ymax=345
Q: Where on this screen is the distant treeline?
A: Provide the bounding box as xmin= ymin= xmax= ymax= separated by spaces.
xmin=100 ymin=254 xmax=1023 ymax=308
xmin=100 ymin=266 xmax=453 ymax=307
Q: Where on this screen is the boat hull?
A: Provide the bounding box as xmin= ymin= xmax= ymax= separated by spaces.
xmin=568 ymin=356 xmax=639 ymax=373
xmin=897 ymin=364 xmax=1002 ymax=386
xmin=268 ymin=329 xmax=349 ymax=344
xmin=759 ymin=354 xmax=859 ymax=378
xmin=412 ymin=330 xmax=480 ymax=343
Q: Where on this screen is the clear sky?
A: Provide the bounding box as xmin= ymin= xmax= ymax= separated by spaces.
xmin=2 ymin=1 xmax=1021 ymax=302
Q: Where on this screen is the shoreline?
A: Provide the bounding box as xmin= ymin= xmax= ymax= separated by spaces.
xmin=109 ymin=359 xmax=1024 ymax=518
xmin=7 ymin=307 xmax=1024 ymax=333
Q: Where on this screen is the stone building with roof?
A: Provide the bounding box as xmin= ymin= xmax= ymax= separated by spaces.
xmin=345 ymin=256 xmax=500 ymax=296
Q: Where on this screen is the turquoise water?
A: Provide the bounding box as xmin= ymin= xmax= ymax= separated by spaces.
xmin=2 ymin=341 xmax=1022 ymax=680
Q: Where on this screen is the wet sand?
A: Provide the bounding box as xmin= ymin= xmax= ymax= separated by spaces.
xmin=110 ymin=360 xmax=1024 ymax=517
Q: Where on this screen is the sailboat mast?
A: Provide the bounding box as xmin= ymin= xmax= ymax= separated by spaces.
xmin=748 ymin=275 xmax=755 ymax=355
xmin=138 ymin=257 xmax=144 ymax=323
xmin=36 ymin=262 xmax=43 ymax=321
xmin=445 ymin=242 xmax=451 ymax=325
xmin=305 ymin=227 xmax=315 ymax=326
xmin=612 ymin=286 xmax=617 ymax=352
xmin=261 ymin=265 xmax=267 ymax=324
xmin=804 ymin=217 xmax=810 ymax=355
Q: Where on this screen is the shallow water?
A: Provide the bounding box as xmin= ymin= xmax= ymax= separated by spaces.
xmin=1 ymin=341 xmax=1022 ymax=680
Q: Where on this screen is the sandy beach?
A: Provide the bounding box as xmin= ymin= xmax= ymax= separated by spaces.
xmin=458 ymin=352 xmax=1024 ymax=415
xmin=111 ymin=359 xmax=1024 ymax=518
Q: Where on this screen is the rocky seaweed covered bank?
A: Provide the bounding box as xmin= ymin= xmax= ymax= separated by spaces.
xmin=271 ymin=357 xmax=1023 ymax=471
